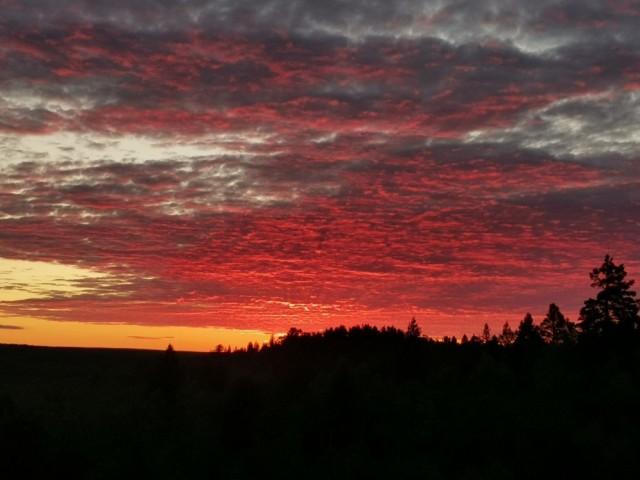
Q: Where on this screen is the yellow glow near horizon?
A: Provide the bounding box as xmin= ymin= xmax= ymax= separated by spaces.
xmin=0 ymin=258 xmax=113 ymax=302
xmin=0 ymin=257 xmax=277 ymax=351
xmin=0 ymin=315 xmax=276 ymax=352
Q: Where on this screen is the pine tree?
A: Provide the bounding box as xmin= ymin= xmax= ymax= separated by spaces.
xmin=539 ymin=303 xmax=576 ymax=344
xmin=480 ymin=323 xmax=492 ymax=344
xmin=514 ymin=313 xmax=543 ymax=347
xmin=578 ymin=255 xmax=639 ymax=339
xmin=498 ymin=321 xmax=516 ymax=346
xmin=406 ymin=317 xmax=422 ymax=338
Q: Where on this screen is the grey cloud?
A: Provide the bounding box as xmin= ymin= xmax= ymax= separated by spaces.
xmin=1 ymin=1 xmax=426 ymax=34
xmin=3 ymin=3 xmax=639 ymax=143
xmin=0 ymin=325 xmax=25 ymax=330
xmin=504 ymin=182 xmax=640 ymax=213
xmin=4 ymin=1 xmax=638 ymax=46
xmin=0 ymin=107 xmax=56 ymax=134
xmin=469 ymin=91 xmax=640 ymax=158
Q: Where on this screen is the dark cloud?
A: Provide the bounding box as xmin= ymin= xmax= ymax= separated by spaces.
xmin=5 ymin=1 xmax=639 ymax=44
xmin=0 ymin=324 xmax=24 ymax=330
xmin=128 ymin=335 xmax=174 ymax=340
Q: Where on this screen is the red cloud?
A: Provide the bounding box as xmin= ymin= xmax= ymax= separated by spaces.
xmin=2 ymin=4 xmax=640 ymax=339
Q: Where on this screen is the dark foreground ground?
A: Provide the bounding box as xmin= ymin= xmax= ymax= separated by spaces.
xmin=1 ymin=333 xmax=640 ymax=479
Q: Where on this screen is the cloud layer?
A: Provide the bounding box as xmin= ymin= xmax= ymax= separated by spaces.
xmin=1 ymin=0 xmax=639 ymax=336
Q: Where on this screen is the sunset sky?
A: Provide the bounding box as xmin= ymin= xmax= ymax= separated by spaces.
xmin=1 ymin=0 xmax=639 ymax=351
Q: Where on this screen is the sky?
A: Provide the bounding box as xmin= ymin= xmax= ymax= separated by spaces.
xmin=1 ymin=0 xmax=639 ymax=351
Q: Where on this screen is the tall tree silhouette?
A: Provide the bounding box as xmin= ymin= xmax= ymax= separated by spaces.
xmin=498 ymin=322 xmax=516 ymax=346
xmin=406 ymin=317 xmax=421 ymax=338
xmin=514 ymin=313 xmax=543 ymax=347
xmin=578 ymin=255 xmax=639 ymax=339
xmin=539 ymin=303 xmax=576 ymax=344
xmin=481 ymin=323 xmax=492 ymax=343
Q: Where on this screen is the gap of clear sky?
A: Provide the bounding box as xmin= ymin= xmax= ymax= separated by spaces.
xmin=1 ymin=0 xmax=639 ymax=351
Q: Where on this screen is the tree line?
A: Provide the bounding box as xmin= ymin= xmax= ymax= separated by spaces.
xmin=476 ymin=254 xmax=639 ymax=348
xmin=218 ymin=254 xmax=640 ymax=355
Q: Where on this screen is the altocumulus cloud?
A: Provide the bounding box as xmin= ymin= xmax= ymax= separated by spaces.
xmin=0 ymin=0 xmax=639 ymax=336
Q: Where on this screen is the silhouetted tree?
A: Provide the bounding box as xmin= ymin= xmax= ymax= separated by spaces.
xmin=514 ymin=313 xmax=544 ymax=347
xmin=406 ymin=317 xmax=422 ymax=338
xmin=578 ymin=255 xmax=639 ymax=339
xmin=481 ymin=323 xmax=492 ymax=343
xmin=498 ymin=321 xmax=516 ymax=346
xmin=287 ymin=327 xmax=303 ymax=338
xmin=152 ymin=344 xmax=184 ymax=400
xmin=540 ymin=303 xmax=576 ymax=344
